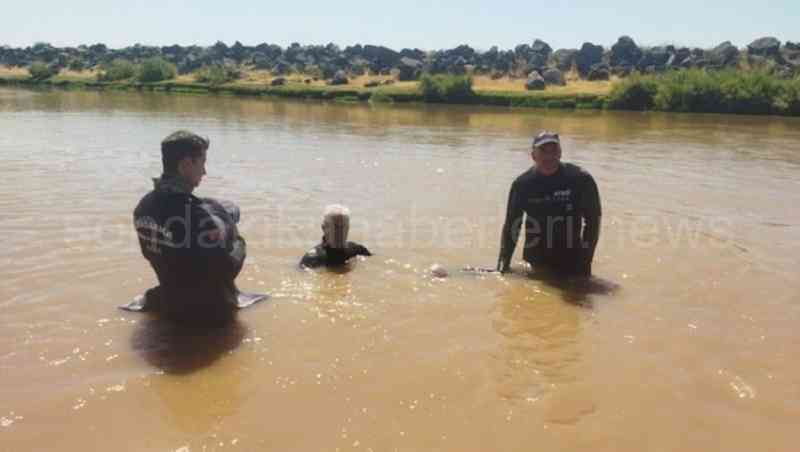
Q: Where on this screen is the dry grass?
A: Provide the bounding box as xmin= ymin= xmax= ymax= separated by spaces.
xmin=0 ymin=66 xmax=28 ymax=78
xmin=1 ymin=64 xmax=613 ymax=99
xmin=471 ymin=74 xmax=613 ymax=95
xmin=234 ymin=69 xmax=417 ymax=91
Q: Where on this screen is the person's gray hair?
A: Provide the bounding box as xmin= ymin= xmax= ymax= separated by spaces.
xmin=322 ymin=204 xmax=351 ymax=249
xmin=323 ymin=204 xmax=351 ymax=222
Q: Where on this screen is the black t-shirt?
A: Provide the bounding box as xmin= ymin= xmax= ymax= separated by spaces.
xmin=299 ymin=241 xmax=372 ymax=268
xmin=133 ymin=187 xmax=245 ymax=325
xmin=498 ymin=163 xmax=601 ymax=275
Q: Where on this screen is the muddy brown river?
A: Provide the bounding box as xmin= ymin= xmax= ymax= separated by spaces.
xmin=1 ymin=88 xmax=799 ymax=451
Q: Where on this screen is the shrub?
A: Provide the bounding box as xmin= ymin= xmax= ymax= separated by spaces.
xmin=194 ymin=64 xmax=242 ymax=85
xmin=98 ymin=59 xmax=138 ymax=82
xmin=606 ymin=73 xmax=658 ymax=110
xmin=67 ymin=59 xmax=85 ymax=72
xmin=419 ymin=74 xmax=475 ymax=103
xmin=137 ymin=57 xmax=177 ymax=83
xmin=28 ymin=62 xmax=58 ymax=81
xmin=607 ymin=69 xmax=800 ymax=115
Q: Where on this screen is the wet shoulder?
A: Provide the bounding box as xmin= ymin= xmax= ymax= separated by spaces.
xmin=300 ymin=244 xmax=327 ymax=268
xmin=347 ymin=241 xmax=372 ymax=257
xmin=134 ymin=190 xmax=195 ymax=219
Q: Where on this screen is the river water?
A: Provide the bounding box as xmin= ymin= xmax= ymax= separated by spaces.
xmin=1 ymin=88 xmax=799 ymax=451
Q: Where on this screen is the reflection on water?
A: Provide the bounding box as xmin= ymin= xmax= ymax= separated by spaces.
xmin=131 ymin=317 xmax=247 ymax=374
xmin=490 ymin=278 xmax=584 ymax=401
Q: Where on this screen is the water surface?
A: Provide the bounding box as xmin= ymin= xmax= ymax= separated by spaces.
xmin=1 ymin=88 xmax=799 ymax=451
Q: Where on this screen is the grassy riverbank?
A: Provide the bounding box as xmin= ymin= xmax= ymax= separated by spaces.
xmin=0 ymin=66 xmax=609 ymax=110
xmin=3 ymin=65 xmax=798 ymax=115
xmin=607 ymin=69 xmax=800 ymax=116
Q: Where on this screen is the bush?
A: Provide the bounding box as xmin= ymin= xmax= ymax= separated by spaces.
xmin=67 ymin=59 xmax=85 ymax=72
xmin=137 ymin=57 xmax=177 ymax=83
xmin=98 ymin=59 xmax=138 ymax=82
xmin=194 ymin=64 xmax=242 ymax=85
xmin=607 ymin=73 xmax=659 ymax=110
xmin=419 ymin=74 xmax=475 ymax=103
xmin=607 ymin=69 xmax=800 ymax=115
xmin=28 ymin=62 xmax=58 ymax=81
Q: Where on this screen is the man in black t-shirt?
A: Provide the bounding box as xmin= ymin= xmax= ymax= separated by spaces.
xmin=497 ymin=131 xmax=601 ymax=277
xmin=300 ymin=204 xmax=371 ymax=269
xmin=133 ymin=131 xmax=247 ymax=326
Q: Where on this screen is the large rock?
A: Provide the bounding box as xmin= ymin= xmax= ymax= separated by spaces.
xmin=587 ymin=63 xmax=610 ymax=81
xmin=531 ymin=39 xmax=552 ymax=58
xmin=678 ymin=54 xmax=708 ymax=69
xmin=747 ymin=37 xmax=781 ymax=59
xmin=329 ymin=70 xmax=348 ymax=85
xmin=542 ymin=68 xmax=565 ymax=86
xmin=637 ymin=46 xmax=671 ymax=71
xmin=529 ymin=39 xmax=552 ymax=70
xmin=553 ymin=49 xmax=578 ymax=72
xmin=525 ymin=71 xmax=545 ymax=90
xmin=576 ymin=43 xmax=604 ymax=77
xmin=708 ymin=41 xmax=740 ymax=67
xmin=610 ymin=36 xmax=642 ymax=67
xmin=271 ymin=60 xmax=292 ymax=75
xmin=270 ymin=77 xmax=287 ymax=86
xmin=670 ymin=47 xmax=692 ymax=67
xmin=397 ymin=57 xmax=422 ymax=81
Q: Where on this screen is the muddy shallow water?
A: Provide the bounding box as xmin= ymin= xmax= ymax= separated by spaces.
xmin=1 ymin=88 xmax=799 ymax=451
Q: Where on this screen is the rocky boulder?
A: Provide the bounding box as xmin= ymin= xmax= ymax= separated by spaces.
xmin=610 ymin=36 xmax=642 ymax=67
xmin=553 ymin=49 xmax=578 ymax=72
xmin=669 ymin=47 xmax=692 ymax=67
xmin=271 ymin=60 xmax=292 ymax=75
xmin=329 ymin=70 xmax=348 ymax=85
xmin=542 ymin=68 xmax=565 ymax=86
xmin=576 ymin=43 xmax=604 ymax=77
xmin=780 ymin=42 xmax=800 ymax=67
xmin=531 ymin=39 xmax=552 ymax=58
xmin=525 ymin=71 xmax=545 ymax=90
xmin=397 ymin=56 xmax=423 ymax=81
xmin=747 ymin=37 xmax=781 ymax=59
xmin=364 ymin=80 xmax=381 ymax=88
xmin=708 ymin=41 xmax=740 ymax=67
xmin=529 ymin=39 xmax=552 ymax=71
xmin=587 ymin=63 xmax=610 ymax=81
xmin=637 ymin=46 xmax=671 ymax=71
xmin=270 ymin=77 xmax=287 ymax=86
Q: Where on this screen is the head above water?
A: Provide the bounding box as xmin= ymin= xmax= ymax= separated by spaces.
xmin=531 ymin=131 xmax=562 ymax=176
xmin=322 ymin=204 xmax=351 ymax=249
xmin=161 ymin=130 xmax=210 ymax=188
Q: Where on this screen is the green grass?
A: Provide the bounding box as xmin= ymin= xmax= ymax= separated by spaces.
xmin=608 ymin=69 xmax=800 ymax=115
xmin=419 ymin=74 xmax=475 ymax=103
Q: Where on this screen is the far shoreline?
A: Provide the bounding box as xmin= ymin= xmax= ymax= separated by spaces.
xmin=0 ymin=71 xmax=608 ymax=111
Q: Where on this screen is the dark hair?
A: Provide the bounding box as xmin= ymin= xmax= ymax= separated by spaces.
xmin=161 ymin=130 xmax=209 ymax=174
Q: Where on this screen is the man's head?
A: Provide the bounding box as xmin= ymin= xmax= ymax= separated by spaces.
xmin=322 ymin=204 xmax=350 ymax=249
xmin=531 ymin=131 xmax=562 ymax=176
xmin=161 ymin=130 xmax=209 ymax=188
